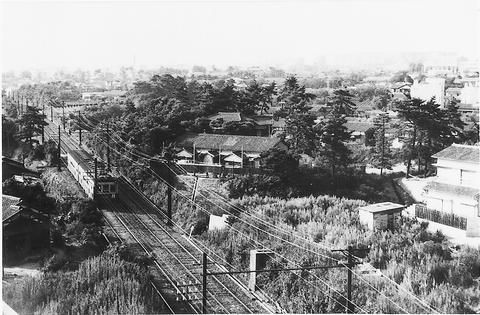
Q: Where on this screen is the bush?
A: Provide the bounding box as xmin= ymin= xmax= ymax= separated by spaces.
xmin=3 ymin=249 xmax=163 ymax=314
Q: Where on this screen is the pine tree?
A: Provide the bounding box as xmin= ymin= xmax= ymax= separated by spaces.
xmin=276 ymin=76 xmax=315 ymax=117
xmin=16 ymin=105 xmax=47 ymax=147
xmin=285 ymin=112 xmax=317 ymax=155
xmin=371 ymin=112 xmax=393 ymax=175
xmin=316 ymin=107 xmax=352 ymax=178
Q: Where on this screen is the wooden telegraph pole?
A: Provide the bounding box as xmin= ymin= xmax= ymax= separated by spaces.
xmin=57 ymin=125 xmax=61 ymax=171
xmin=106 ymin=122 xmax=111 ymax=172
xmin=62 ymin=101 xmax=66 ymax=129
xmin=41 ymin=101 xmax=45 ymax=144
xmin=167 ymin=161 xmax=173 ymax=226
xmin=202 ymin=252 xmax=207 ymax=314
xmin=94 ymin=157 xmax=98 ymax=200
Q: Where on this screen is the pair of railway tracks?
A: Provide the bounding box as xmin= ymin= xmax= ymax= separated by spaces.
xmin=43 ymin=119 xmax=271 ymax=314
xmin=100 ymin=177 xmax=266 ymax=314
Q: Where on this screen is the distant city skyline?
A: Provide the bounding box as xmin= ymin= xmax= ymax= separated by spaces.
xmin=1 ymin=0 xmax=479 ymax=72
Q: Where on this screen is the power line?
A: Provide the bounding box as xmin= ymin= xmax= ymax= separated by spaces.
xmin=79 ymin=113 xmax=435 ymax=314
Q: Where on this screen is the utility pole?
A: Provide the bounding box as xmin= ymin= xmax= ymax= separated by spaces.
xmin=347 ymin=246 xmax=354 ymax=314
xmin=50 ymin=106 xmax=53 ymax=122
xmin=94 ymin=157 xmax=98 ymax=200
xmin=106 ymin=122 xmax=111 ymax=172
xmin=202 ymin=250 xmax=360 ymax=313
xmin=167 ymin=161 xmax=172 ymax=226
xmin=57 ymin=125 xmax=61 ymax=171
xmin=202 ymin=252 xmax=207 ymax=314
xmin=331 ymin=246 xmax=364 ymax=314
xmin=62 ymin=101 xmax=66 ymax=129
xmin=42 ymin=102 xmax=45 ymax=144
xmin=79 ymin=129 xmax=82 ymax=146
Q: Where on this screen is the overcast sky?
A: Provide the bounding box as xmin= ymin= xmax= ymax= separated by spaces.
xmin=1 ymin=0 xmax=479 ymax=71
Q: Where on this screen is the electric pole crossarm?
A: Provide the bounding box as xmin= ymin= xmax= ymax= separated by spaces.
xmin=206 ymin=264 xmax=344 ymax=276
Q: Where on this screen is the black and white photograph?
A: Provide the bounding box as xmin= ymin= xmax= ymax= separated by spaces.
xmin=1 ymin=0 xmax=479 ymax=313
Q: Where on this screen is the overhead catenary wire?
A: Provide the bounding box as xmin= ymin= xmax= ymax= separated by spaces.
xmin=90 ymin=138 xmax=357 ymax=313
xmin=160 ymin=162 xmax=439 ymax=314
xmin=80 ymin=112 xmax=436 ymax=314
xmin=88 ymin=120 xmax=415 ymax=313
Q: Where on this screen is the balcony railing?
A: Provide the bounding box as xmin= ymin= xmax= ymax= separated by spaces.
xmin=415 ymin=204 xmax=467 ymax=230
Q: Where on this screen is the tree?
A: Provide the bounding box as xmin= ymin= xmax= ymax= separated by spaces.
xmin=2 ymin=115 xmax=18 ymax=151
xmin=261 ymin=82 xmax=277 ymax=114
xmin=371 ymin=113 xmax=393 ymax=175
xmin=44 ymin=139 xmax=59 ymax=166
xmin=260 ymin=147 xmax=299 ymax=175
xmin=364 ymin=127 xmax=377 ymax=147
xmin=326 ymin=89 xmax=356 ymax=116
xmin=397 ymin=97 xmax=465 ymax=177
xmin=16 ymin=105 xmax=48 ymax=147
xmin=315 ymin=89 xmax=356 ymax=177
xmin=390 ymin=71 xmax=413 ymax=83
xmin=237 ymin=79 xmax=264 ymax=115
xmin=463 ymin=119 xmax=479 ymax=145
xmin=285 ymin=113 xmax=317 ymax=154
xmin=276 ymin=76 xmax=315 ymax=118
xmin=316 ymin=108 xmax=352 ymax=177
xmin=222 ymin=121 xmax=256 ymax=136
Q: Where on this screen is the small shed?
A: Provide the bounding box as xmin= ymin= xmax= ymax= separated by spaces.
xmin=359 ymin=202 xmax=404 ymax=230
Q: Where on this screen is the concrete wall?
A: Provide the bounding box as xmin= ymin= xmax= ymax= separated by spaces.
xmin=466 ymin=216 xmax=480 ymax=237
xmin=359 ymin=210 xmax=402 ymax=230
xmin=435 ymin=159 xmax=479 ymax=188
xmin=359 ymin=210 xmax=373 ymax=230
xmin=425 ymin=191 xmax=477 ymax=218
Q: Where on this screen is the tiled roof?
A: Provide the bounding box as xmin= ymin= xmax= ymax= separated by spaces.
xmin=424 ymin=181 xmax=479 ymax=199
xmin=345 ymin=121 xmax=374 ymax=133
xmin=2 ymin=195 xmax=22 ymax=221
xmin=432 ymin=144 xmax=480 ymax=163
xmin=359 ymin=202 xmax=404 ymax=213
xmin=206 ymin=112 xmax=243 ymax=122
xmin=177 ymin=133 xmax=285 ymax=153
xmin=251 ymin=116 xmax=274 ymax=126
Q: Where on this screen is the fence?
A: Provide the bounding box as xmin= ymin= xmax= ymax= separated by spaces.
xmin=415 ymin=204 xmax=468 ymax=230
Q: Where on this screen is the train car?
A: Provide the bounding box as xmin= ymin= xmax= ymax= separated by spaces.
xmin=66 ymin=150 xmax=118 ymax=199
xmin=67 ymin=150 xmax=95 ymax=198
xmin=97 ymin=175 xmax=118 ymax=198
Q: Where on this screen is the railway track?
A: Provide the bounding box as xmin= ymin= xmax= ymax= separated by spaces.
xmin=42 ymin=119 xmax=273 ymax=314
xmin=99 ymin=178 xmax=267 ymax=314
xmin=44 ymin=121 xmax=82 ymax=153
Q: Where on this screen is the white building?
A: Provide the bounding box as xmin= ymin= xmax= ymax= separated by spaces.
xmin=421 ymin=144 xmax=480 ymax=237
xmin=460 ymin=86 xmax=480 ymax=106
xmin=410 ymin=77 xmax=445 ymax=107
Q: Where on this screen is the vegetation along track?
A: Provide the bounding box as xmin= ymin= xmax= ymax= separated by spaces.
xmin=100 ymin=178 xmax=267 ymax=314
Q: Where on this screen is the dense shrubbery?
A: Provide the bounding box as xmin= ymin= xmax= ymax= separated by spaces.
xmin=227 ymin=171 xmax=401 ymax=203
xmin=194 ymin=195 xmax=480 ymax=313
xmin=3 ymin=247 xmax=164 ymax=314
